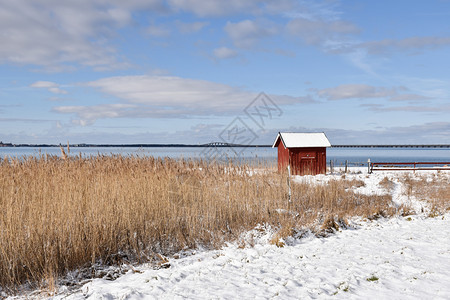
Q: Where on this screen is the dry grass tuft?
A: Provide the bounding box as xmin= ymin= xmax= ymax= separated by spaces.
xmin=269 ymin=235 xmax=286 ymax=248
xmin=342 ymin=179 xmax=365 ymax=189
xmin=1 ymin=155 xmax=395 ymax=293
xmin=400 ymin=173 xmax=450 ymax=215
xmin=320 ymin=215 xmax=340 ymax=232
xmin=269 ymin=222 xmax=295 ymax=247
xmin=379 ymin=176 xmax=395 ymax=191
xmin=397 ymin=204 xmax=416 ymax=217
xmin=316 ymin=215 xmax=349 ymax=237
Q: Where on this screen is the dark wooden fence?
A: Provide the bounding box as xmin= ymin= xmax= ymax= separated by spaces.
xmin=369 ymin=162 xmax=450 ymax=173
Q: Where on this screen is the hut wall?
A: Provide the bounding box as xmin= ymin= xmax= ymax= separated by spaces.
xmin=288 ymin=147 xmax=326 ymax=175
xmin=277 ymin=141 xmax=290 ymax=172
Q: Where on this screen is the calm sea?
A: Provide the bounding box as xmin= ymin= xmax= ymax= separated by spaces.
xmin=1 ymin=147 xmax=449 ymax=166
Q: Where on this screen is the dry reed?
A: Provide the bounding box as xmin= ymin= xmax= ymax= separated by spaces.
xmin=1 ymin=155 xmax=394 ymax=293
xmin=401 ymin=173 xmax=450 ymax=216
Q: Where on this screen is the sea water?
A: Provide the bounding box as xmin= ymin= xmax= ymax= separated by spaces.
xmin=1 ymin=146 xmax=449 ymax=166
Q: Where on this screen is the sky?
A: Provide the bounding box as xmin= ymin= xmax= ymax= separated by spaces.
xmin=1 ymin=0 xmax=450 ymax=145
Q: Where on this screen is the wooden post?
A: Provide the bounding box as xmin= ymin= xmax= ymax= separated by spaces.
xmin=368 ymin=158 xmax=371 ymax=174
xmin=345 ymin=160 xmax=348 ymax=173
xmin=287 ymin=165 xmax=291 ymax=204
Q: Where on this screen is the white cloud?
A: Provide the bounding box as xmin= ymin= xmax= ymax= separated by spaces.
xmin=3 ymin=120 xmax=450 ymax=145
xmin=315 ymin=84 xmax=429 ymax=102
xmin=213 ymin=47 xmax=238 ymax=59
xmin=167 ymin=0 xmax=266 ymax=16
xmin=167 ymin=0 xmax=328 ymax=18
xmin=85 ymin=75 xmax=295 ymax=108
xmin=0 ymin=1 xmax=164 ymax=70
xmin=225 ymin=20 xmax=277 ymax=48
xmin=48 ymin=87 xmax=68 ymax=95
xmin=273 ymin=122 xmax=450 ymax=145
xmin=30 ymin=81 xmax=68 ymax=94
xmin=340 ymin=49 xmax=379 ymax=77
xmin=282 ymin=0 xmax=344 ymax=21
xmin=316 ymin=84 xmax=396 ymax=100
xmin=191 ymin=123 xmax=223 ymax=133
xmin=53 ymin=75 xmax=312 ymax=124
xmin=146 ymin=25 xmax=171 ymax=37
xmin=359 ymin=37 xmax=450 ymax=55
xmin=389 ymin=94 xmax=431 ymax=102
xmin=286 ymin=18 xmax=359 ymax=46
xmin=55 ymin=103 xmax=137 ymax=126
xmin=329 ymin=37 xmax=450 ymax=74
xmin=394 ymin=76 xmax=450 ymax=100
xmin=3 ymin=0 xmax=448 ymax=74
xmin=362 ymin=103 xmax=450 ymax=113
xmin=30 ymin=81 xmax=59 ymax=88
xmin=175 ymin=21 xmax=208 ymax=34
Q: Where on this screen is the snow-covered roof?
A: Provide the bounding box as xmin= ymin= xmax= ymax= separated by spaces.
xmin=272 ymin=132 xmax=331 ymax=148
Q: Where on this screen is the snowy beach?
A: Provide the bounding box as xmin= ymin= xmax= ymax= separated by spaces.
xmin=38 ymin=169 xmax=450 ymax=300
xmin=51 ymin=213 xmax=450 ymax=300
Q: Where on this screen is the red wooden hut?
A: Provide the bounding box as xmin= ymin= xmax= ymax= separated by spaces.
xmin=272 ymin=132 xmax=331 ymax=175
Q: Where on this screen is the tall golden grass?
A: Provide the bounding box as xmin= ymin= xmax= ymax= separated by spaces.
xmin=1 ymin=154 xmax=393 ymax=292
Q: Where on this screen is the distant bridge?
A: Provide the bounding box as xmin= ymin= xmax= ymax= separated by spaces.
xmin=203 ymin=142 xmax=240 ymax=147
xmin=201 ymin=142 xmax=269 ymax=147
xmin=8 ymin=143 xmax=449 ymax=148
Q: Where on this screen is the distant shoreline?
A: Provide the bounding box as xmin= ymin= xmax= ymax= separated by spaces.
xmin=1 ymin=143 xmax=450 ymax=148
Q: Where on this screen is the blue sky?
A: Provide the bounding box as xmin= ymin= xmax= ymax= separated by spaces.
xmin=1 ymin=0 xmax=450 ymax=145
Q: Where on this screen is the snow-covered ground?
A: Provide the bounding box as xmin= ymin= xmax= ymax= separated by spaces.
xmin=21 ymin=169 xmax=450 ymax=299
xmin=297 ymin=167 xmax=444 ymax=213
xmin=52 ymin=214 xmax=450 ymax=300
